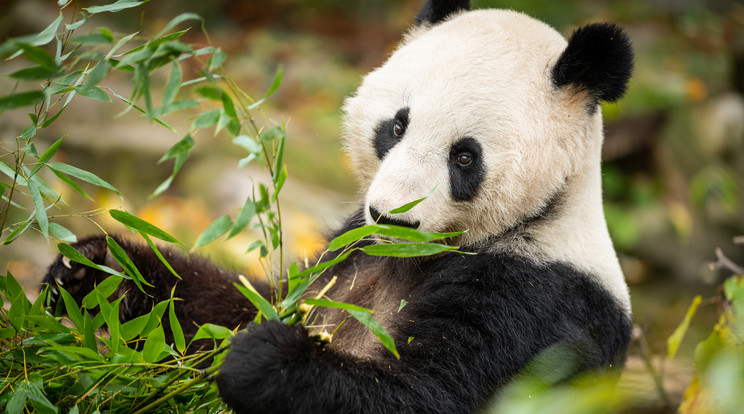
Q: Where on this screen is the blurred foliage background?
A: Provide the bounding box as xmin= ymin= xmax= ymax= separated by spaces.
xmin=1 ymin=0 xmax=743 ymax=411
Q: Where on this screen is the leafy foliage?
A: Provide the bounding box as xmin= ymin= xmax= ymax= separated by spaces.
xmin=0 ymin=1 xmax=468 ymax=411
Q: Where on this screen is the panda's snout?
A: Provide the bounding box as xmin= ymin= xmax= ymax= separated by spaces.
xmin=368 ymin=206 xmax=420 ymax=229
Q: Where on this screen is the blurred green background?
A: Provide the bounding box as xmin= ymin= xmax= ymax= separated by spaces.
xmin=1 ymin=0 xmax=743 ymax=410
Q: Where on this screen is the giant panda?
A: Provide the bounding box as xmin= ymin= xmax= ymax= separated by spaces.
xmin=41 ymin=1 xmax=634 ymax=413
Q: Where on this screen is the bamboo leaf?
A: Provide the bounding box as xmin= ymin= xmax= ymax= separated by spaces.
xmin=17 ymin=43 xmax=57 ymax=69
xmin=348 ymin=309 xmax=399 ymax=359
xmin=388 ymin=184 xmax=439 ymax=214
xmin=667 ymin=295 xmax=702 ymax=359
xmin=362 ymin=243 xmax=456 ymax=258
xmin=27 ymin=180 xmax=48 ymax=239
xmin=155 ymin=12 xmax=201 ymax=39
xmin=162 ymin=62 xmax=182 ymax=106
xmin=304 ymin=298 xmax=373 ymax=314
xmin=47 ymin=162 xmax=121 ymax=197
xmin=228 ymin=197 xmax=256 ymax=239
xmin=109 ymin=209 xmax=180 ymax=243
xmin=142 ymin=324 xmax=166 ymax=363
xmin=0 ymin=91 xmax=45 ymax=112
xmin=86 ymin=0 xmax=146 ymax=14
xmin=58 ymin=286 xmax=84 ymax=331
xmin=208 ymin=47 xmax=226 ymax=71
xmin=106 ymin=236 xmax=153 ymax=292
xmin=57 ymin=242 xmax=127 ymax=278
xmin=234 ymin=281 xmax=279 ymax=322
xmin=48 ymin=222 xmax=77 ymax=243
xmin=168 ymin=289 xmax=186 ymax=354
xmin=194 ymin=215 xmax=233 ymax=247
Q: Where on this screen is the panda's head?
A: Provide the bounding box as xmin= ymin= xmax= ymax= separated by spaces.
xmin=342 ymin=1 xmax=633 ymax=251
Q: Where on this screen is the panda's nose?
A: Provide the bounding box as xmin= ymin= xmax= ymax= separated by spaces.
xmin=368 ymin=206 xmax=420 ymax=229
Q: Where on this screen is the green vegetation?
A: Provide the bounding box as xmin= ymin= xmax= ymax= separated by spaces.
xmin=1 ymin=0 xmax=742 ymax=413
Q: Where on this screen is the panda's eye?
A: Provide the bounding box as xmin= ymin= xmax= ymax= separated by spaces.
xmin=456 ymin=152 xmax=473 ymax=167
xmin=393 ymin=120 xmax=405 ymax=137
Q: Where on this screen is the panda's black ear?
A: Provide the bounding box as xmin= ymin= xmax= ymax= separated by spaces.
xmin=552 ymin=23 xmax=634 ymax=104
xmin=415 ymin=0 xmax=470 ymax=26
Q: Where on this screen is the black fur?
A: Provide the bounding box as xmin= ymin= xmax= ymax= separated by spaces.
xmin=551 ymin=22 xmax=634 ymax=106
xmin=41 ymin=235 xmax=261 ymax=348
xmin=374 ymin=107 xmax=410 ymax=160
xmin=41 ymin=212 xmax=631 ymax=413
xmin=216 ymin=224 xmax=632 ymax=413
xmin=449 ymin=137 xmax=485 ymax=201
xmin=415 ymin=0 xmax=470 ymax=26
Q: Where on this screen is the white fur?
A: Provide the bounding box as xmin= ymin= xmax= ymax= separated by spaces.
xmin=342 ymin=10 xmax=630 ymax=312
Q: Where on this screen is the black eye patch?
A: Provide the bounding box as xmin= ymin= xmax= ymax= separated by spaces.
xmin=373 ymin=107 xmax=410 ymax=160
xmin=449 ymin=137 xmax=484 ymax=201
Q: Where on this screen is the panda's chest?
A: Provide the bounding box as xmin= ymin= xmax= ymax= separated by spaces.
xmin=307 ymin=257 xmax=419 ymax=359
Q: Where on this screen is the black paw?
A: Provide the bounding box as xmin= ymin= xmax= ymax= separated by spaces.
xmin=40 ymin=235 xmax=118 ymax=309
xmin=216 ymin=321 xmax=318 ymax=414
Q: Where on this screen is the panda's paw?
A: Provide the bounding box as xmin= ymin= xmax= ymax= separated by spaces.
xmin=216 ymin=321 xmax=316 ymax=413
xmin=41 ymin=235 xmax=118 ymax=307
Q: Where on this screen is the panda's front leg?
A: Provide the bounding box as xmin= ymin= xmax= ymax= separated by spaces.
xmin=216 ymin=320 xmax=481 ymax=414
xmin=41 ymin=235 xmax=262 ymax=346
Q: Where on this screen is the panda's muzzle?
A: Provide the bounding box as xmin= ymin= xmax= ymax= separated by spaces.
xmin=368 ymin=206 xmax=420 ymax=229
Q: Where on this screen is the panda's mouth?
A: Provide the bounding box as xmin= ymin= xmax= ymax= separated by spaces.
xmin=367 ymin=206 xmax=420 ymax=230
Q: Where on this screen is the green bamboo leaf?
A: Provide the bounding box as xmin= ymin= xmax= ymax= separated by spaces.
xmin=388 ymin=184 xmax=439 ymax=214
xmin=168 ymin=290 xmax=186 ymax=354
xmin=248 ymin=66 xmax=284 ymax=110
xmin=152 ymin=99 xmax=199 ymax=117
xmin=208 ymin=47 xmax=226 ymax=72
xmin=86 ymin=0 xmax=146 ymax=14
xmin=304 ymin=298 xmax=373 ymax=314
xmin=228 ymin=197 xmax=256 ymax=238
xmin=70 ymin=33 xmax=113 ymax=44
xmin=58 ymin=286 xmax=84 ymax=331
xmin=47 ymin=162 xmax=121 ymax=197
xmin=195 ymin=85 xmax=222 ymax=101
xmin=57 ymin=242 xmax=127 ymax=278
xmin=667 ymin=295 xmax=702 ymax=360
xmin=375 ymin=225 xmax=463 ymax=242
xmin=65 ymin=14 xmax=88 ymax=30
xmin=140 ymin=232 xmax=180 ymax=279
xmin=48 ymin=222 xmax=77 ymax=243
xmin=234 ymin=282 xmax=280 ymax=322
xmin=6 ymin=381 xmax=28 ymax=414
xmin=272 ymin=165 xmax=287 ymax=202
xmin=27 ymin=179 xmax=48 ymax=239
xmin=82 ymin=276 xmax=122 ymax=309
xmin=74 ymin=84 xmax=110 ymax=101
xmin=106 ymin=236 xmax=153 ymax=292
xmin=121 ymin=313 xmax=149 ymax=342
xmin=328 ymin=226 xmax=382 ymax=251
xmin=142 ymin=324 xmax=166 ymax=363
xmin=362 ymin=243 xmax=456 ymax=258
xmin=194 ymin=215 xmax=233 ymax=247
xmin=192 ymin=109 xmax=220 ymax=130
xmin=155 ymin=12 xmax=201 ymax=39
xmin=29 ymin=135 xmax=65 ymax=177
xmin=109 ymin=209 xmax=180 ymax=243
xmin=348 ymin=309 xmax=399 ymax=359
xmin=9 ymin=66 xmax=59 ymax=81
xmin=0 ymin=91 xmax=45 ymax=112
xmin=33 ymin=14 xmax=63 ymax=46
xmin=82 ymin=58 xmax=112 ymax=90
xmin=190 ymin=323 xmax=233 ymax=343
xmin=162 ymin=62 xmax=182 ymax=106
xmin=159 ymin=134 xmax=194 ymax=162
xmin=25 ymin=379 xmax=57 ymax=414
xmin=17 ymin=43 xmax=57 ymax=69
xmin=50 ymin=168 xmax=91 ymax=200
xmin=82 ymin=310 xmax=97 ymax=351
